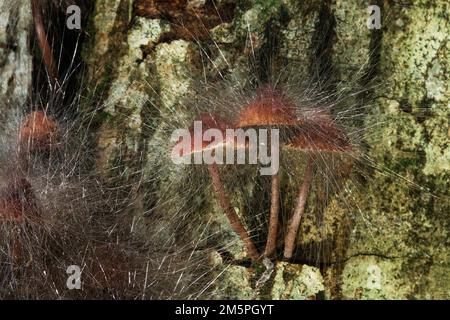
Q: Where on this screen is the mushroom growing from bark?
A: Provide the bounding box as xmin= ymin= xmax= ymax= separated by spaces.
xmin=0 ymin=111 xmax=59 ymax=265
xmin=19 ymin=111 xmax=61 ymax=155
xmin=283 ymin=110 xmax=353 ymax=260
xmin=0 ymin=176 xmax=38 ymax=223
xmin=0 ymin=174 xmax=40 ymax=265
xmin=174 ymin=114 xmax=260 ymax=262
xmin=235 ymin=85 xmax=297 ymax=258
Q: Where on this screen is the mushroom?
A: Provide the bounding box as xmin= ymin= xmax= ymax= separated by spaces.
xmin=235 ymin=85 xmax=297 ymax=258
xmin=0 ymin=174 xmax=40 ymax=265
xmin=0 ymin=175 xmax=40 ymax=223
xmin=174 ymin=114 xmax=260 ymax=262
xmin=19 ymin=111 xmax=61 ymax=155
xmin=0 ymin=111 xmax=58 ymax=264
xmin=283 ymin=110 xmax=353 ymax=260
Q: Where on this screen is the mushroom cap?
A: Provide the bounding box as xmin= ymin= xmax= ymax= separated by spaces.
xmin=236 ymin=85 xmax=297 ymax=128
xmin=175 ymin=114 xmax=247 ymax=157
xmin=19 ymin=111 xmax=61 ymax=153
xmin=287 ymin=110 xmax=352 ymax=153
xmin=0 ymin=176 xmax=37 ymax=223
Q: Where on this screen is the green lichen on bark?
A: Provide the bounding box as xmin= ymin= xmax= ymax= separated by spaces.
xmin=340 ymin=0 xmax=450 ymax=299
xmin=271 ymin=263 xmax=325 ymax=300
xmin=0 ymin=0 xmax=32 ymax=109
xmin=83 ymin=0 xmax=449 ymax=299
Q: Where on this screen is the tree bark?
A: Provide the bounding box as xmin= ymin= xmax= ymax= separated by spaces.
xmin=3 ymin=0 xmax=449 ymax=300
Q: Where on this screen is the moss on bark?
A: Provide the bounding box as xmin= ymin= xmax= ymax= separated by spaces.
xmin=83 ymin=0 xmax=449 ymax=299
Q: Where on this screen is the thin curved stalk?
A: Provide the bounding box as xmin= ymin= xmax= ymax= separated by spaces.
xmin=264 ymin=172 xmax=280 ymax=257
xmin=207 ymin=163 xmax=260 ymax=262
xmin=31 ymin=0 xmax=58 ymax=83
xmin=283 ymin=155 xmax=314 ymax=260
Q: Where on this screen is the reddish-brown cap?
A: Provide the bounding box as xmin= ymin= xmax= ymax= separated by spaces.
xmin=288 ymin=111 xmax=352 ymax=153
xmin=19 ymin=111 xmax=61 ymax=153
xmin=174 ymin=114 xmax=246 ymax=157
xmin=0 ymin=176 xmax=38 ymax=223
xmin=236 ymin=85 xmax=297 ymax=128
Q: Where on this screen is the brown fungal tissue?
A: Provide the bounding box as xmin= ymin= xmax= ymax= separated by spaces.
xmin=236 ymin=85 xmax=298 ymax=128
xmin=0 ymin=110 xmax=58 ymax=267
xmin=283 ymin=110 xmax=353 ymax=260
xmin=177 ymin=114 xmax=234 ymax=156
xmin=235 ymin=85 xmax=298 ymax=259
xmin=31 ymin=0 xmax=58 ymax=82
xmin=5 ymin=110 xmax=60 ymax=222
xmin=290 ymin=110 xmax=352 ymax=153
xmin=0 ymin=176 xmax=39 ymax=223
xmin=174 ymin=114 xmax=261 ymax=262
xmin=0 ymin=175 xmax=40 ymax=266
xmin=18 ymin=111 xmax=61 ymax=154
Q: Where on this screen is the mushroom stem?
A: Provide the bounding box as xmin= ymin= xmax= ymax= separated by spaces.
xmin=207 ymin=163 xmax=260 ymax=262
xmin=31 ymin=0 xmax=58 ymax=83
xmin=264 ymin=172 xmax=280 ymax=257
xmin=283 ymin=155 xmax=314 ymax=260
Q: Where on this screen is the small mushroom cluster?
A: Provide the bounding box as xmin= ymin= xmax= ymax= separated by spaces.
xmin=175 ymin=85 xmax=353 ymax=263
xmin=0 ymin=111 xmax=61 ymax=265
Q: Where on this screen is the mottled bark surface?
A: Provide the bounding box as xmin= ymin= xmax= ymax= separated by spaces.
xmin=0 ymin=0 xmax=32 ymax=109
xmin=82 ymin=0 xmax=449 ymax=299
xmin=2 ymin=0 xmax=448 ymax=299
